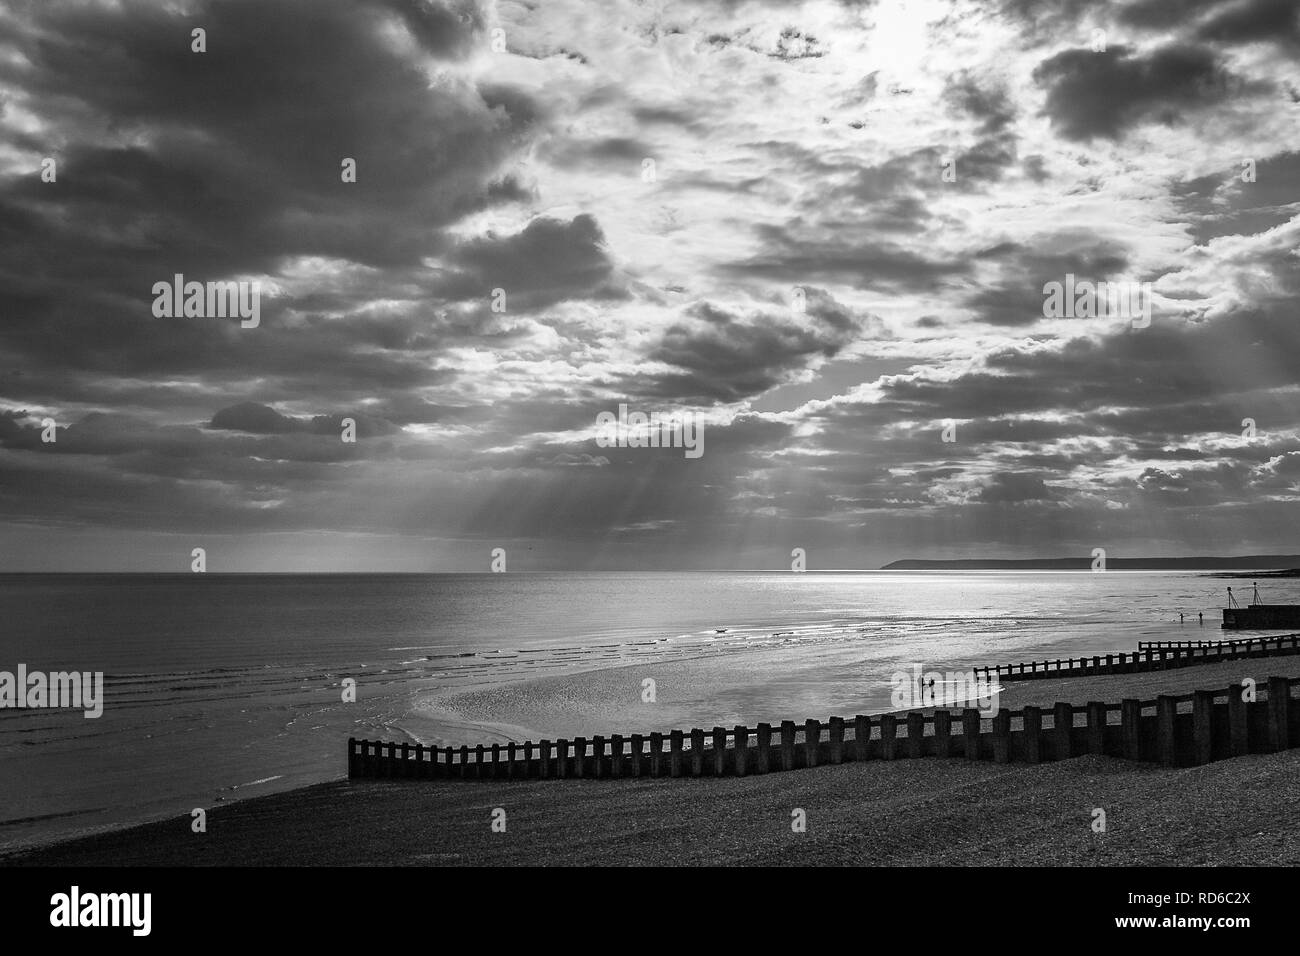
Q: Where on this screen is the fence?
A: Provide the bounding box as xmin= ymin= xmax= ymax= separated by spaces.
xmin=347 ymin=675 xmax=1298 ymax=781
xmin=978 ymin=632 xmax=1300 ymax=683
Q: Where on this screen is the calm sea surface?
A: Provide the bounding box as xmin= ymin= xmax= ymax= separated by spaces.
xmin=1 ymin=571 xmax=1294 ymax=849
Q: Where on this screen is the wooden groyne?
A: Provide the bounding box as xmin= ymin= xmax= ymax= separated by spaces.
xmin=977 ymin=632 xmax=1300 ymax=683
xmin=347 ymin=674 xmax=1298 ymax=780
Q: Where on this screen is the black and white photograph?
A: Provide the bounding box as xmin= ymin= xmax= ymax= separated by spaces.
xmin=0 ymin=0 xmax=1296 ymax=936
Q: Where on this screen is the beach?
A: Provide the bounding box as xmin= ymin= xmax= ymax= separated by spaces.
xmin=10 ymin=655 xmax=1300 ymax=867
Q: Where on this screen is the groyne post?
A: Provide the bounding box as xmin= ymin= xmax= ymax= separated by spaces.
xmin=880 ymin=714 xmax=897 ymax=760
xmin=712 ymin=727 xmax=727 ymax=776
xmin=1156 ymin=696 xmax=1177 ymax=766
xmin=828 ymin=717 xmax=844 ymax=764
xmin=1267 ymin=676 xmax=1290 ymax=752
xmin=628 ymin=733 xmax=642 ymax=778
xmin=735 ymin=726 xmax=749 ymax=776
xmin=1053 ymin=703 xmax=1072 ymax=760
xmin=573 ymin=737 xmax=587 ymax=778
xmin=853 ymin=715 xmax=871 ymax=760
xmin=907 ymin=712 xmax=924 ymax=759
xmin=780 ymin=721 xmax=796 ymax=770
xmin=1121 ymin=700 xmax=1141 ymax=761
xmin=804 ymin=719 xmax=820 ymax=768
xmin=1227 ymin=685 xmax=1248 ymax=757
xmin=992 ymin=711 xmax=1010 ymax=763
xmin=962 ymin=709 xmax=981 ymax=759
xmin=755 ymin=723 xmax=771 ymax=773
xmin=554 ymin=738 xmax=568 ymax=779
xmin=1192 ymin=691 xmax=1214 ymax=765
xmin=1023 ymin=707 xmax=1041 ymax=763
xmin=649 ymin=732 xmax=663 ymax=777
xmin=669 ymin=730 xmax=684 ymax=777
xmin=690 ymin=729 xmax=705 ymax=776
xmin=610 ymin=734 xmax=625 ymax=778
xmin=1086 ymin=701 xmax=1105 ymax=754
xmin=934 ymin=711 xmax=951 ymax=758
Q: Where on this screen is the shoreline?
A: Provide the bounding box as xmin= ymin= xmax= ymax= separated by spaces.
xmin=11 ymin=656 xmax=1299 ymax=866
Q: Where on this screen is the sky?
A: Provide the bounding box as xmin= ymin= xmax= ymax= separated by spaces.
xmin=0 ymin=0 xmax=1298 ymax=571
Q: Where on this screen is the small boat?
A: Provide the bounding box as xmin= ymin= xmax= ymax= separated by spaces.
xmin=1221 ymin=583 xmax=1300 ymax=629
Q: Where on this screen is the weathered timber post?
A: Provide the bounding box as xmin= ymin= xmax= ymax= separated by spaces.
xmin=828 ymin=717 xmax=844 ymax=764
xmin=780 ymin=721 xmax=796 ymax=770
xmin=1156 ymin=696 xmax=1177 ymax=766
xmin=853 ymin=715 xmax=871 ymax=760
xmin=1227 ymin=685 xmax=1248 ymax=758
xmin=880 ymin=714 xmax=897 ymax=760
xmin=907 ymin=712 xmax=924 ymax=759
xmin=1192 ymin=691 xmax=1214 ymax=766
xmin=804 ymin=719 xmax=820 ymax=768
xmin=755 ymin=723 xmax=771 ymax=774
xmin=962 ymin=708 xmax=981 ymax=759
xmin=1121 ymin=700 xmax=1141 ymax=761
xmin=1053 ymin=703 xmax=1073 ymax=760
xmin=934 ymin=711 xmax=951 ymax=758
xmin=1023 ymin=706 xmax=1042 ymax=763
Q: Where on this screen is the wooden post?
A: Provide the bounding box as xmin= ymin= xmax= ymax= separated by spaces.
xmin=804 ymin=719 xmax=820 ymax=768
xmin=609 ymin=734 xmax=624 ymax=778
xmin=628 ymin=734 xmax=641 ymax=777
xmin=649 ymin=732 xmax=664 ymax=777
xmin=690 ymin=729 xmax=705 ymax=776
xmin=853 ymin=715 xmax=871 ymax=760
xmin=1192 ymin=691 xmax=1214 ymax=765
xmin=591 ymin=735 xmax=604 ymax=779
xmin=416 ymin=742 xmax=427 ymax=779
xmin=505 ymin=742 xmax=516 ymax=780
xmin=828 ymin=717 xmax=845 ymax=764
xmin=712 ymin=727 xmax=727 ymax=776
xmin=755 ymin=723 xmax=771 ymax=773
xmin=348 ymin=737 xmax=359 ymax=778
xmin=1023 ymin=706 xmax=1041 ymax=763
xmin=1086 ymin=701 xmax=1105 ymax=755
xmin=1267 ymin=676 xmax=1290 ymax=752
xmin=880 ymin=714 xmax=897 ymax=760
xmin=906 ymin=712 xmax=924 ymax=758
xmin=490 ymin=743 xmax=501 ymax=780
xmin=400 ymin=742 xmax=411 ymax=779
xmin=1227 ymin=684 xmax=1248 ymax=758
xmin=522 ymin=741 xmax=534 ymax=779
xmin=474 ymin=744 xmax=486 ymax=779
xmin=1156 ymin=695 xmax=1177 ymax=766
xmin=1105 ymin=653 xmax=1114 ymax=673
xmin=962 ymin=709 xmax=981 ymax=759
xmin=1053 ymin=703 xmax=1072 ymax=760
xmin=734 ymin=726 xmax=749 ymax=776
xmin=1121 ymin=700 xmax=1141 ymax=761
xmin=538 ymin=740 xmax=551 ymax=779
xmin=573 ymin=737 xmax=587 ymax=778
xmin=554 ymin=738 xmax=568 ymax=779
xmin=934 ymin=711 xmax=951 ymax=758
xmin=992 ymin=711 xmax=1010 ymax=763
xmin=457 ymin=745 xmax=468 ymax=780
xmin=780 ymin=721 xmax=796 ymax=770
xmin=669 ymin=730 xmax=684 ymax=777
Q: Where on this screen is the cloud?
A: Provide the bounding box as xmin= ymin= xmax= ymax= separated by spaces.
xmin=1032 ymin=43 xmax=1257 ymax=141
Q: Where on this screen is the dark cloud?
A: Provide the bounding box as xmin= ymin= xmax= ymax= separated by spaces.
xmin=1032 ymin=43 xmax=1255 ymax=141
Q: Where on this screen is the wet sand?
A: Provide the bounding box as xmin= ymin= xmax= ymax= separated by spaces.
xmin=9 ymin=657 xmax=1300 ymax=866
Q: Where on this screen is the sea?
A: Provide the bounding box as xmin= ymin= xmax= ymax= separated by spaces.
xmin=1 ymin=570 xmax=1295 ymax=850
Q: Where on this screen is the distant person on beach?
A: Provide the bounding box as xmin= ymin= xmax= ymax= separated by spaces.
xmin=1199 ymin=612 xmax=1203 ymax=625
xmin=1180 ymin=613 xmax=1184 ymax=623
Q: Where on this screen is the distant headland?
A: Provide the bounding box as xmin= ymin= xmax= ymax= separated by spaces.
xmin=880 ymin=555 xmax=1300 ymax=571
